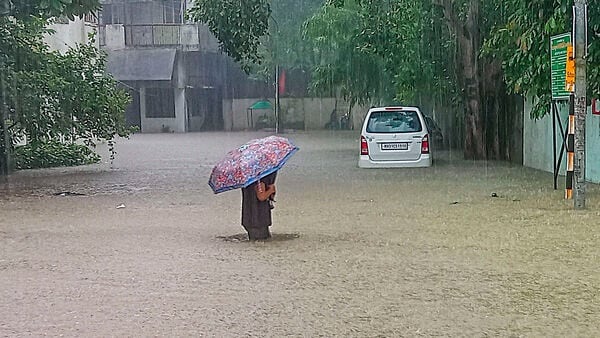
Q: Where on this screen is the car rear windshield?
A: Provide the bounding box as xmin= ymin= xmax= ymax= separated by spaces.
xmin=366 ymin=111 xmax=423 ymax=133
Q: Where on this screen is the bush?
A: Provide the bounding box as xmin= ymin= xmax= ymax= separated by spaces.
xmin=14 ymin=141 xmax=101 ymax=170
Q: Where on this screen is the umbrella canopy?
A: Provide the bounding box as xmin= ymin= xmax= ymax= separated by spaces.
xmin=208 ymin=136 xmax=299 ymax=194
xmin=249 ymin=100 xmax=273 ymax=110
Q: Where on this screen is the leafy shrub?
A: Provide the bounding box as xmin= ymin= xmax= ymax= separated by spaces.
xmin=14 ymin=141 xmax=100 ymax=170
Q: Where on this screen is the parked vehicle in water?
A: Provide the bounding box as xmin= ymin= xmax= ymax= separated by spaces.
xmin=358 ymin=106 xmax=431 ymax=168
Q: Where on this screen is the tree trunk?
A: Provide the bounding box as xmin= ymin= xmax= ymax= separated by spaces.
xmin=0 ymin=124 xmax=7 ymax=176
xmin=460 ymin=0 xmax=485 ymax=159
xmin=0 ymin=68 xmax=8 ymax=176
xmin=493 ymin=92 xmax=501 ymax=159
xmin=439 ymin=0 xmax=485 ymax=159
xmin=482 ymin=59 xmax=503 ymax=160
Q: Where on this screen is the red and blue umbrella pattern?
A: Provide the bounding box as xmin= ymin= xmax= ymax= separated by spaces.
xmin=208 ymin=136 xmax=299 ymax=194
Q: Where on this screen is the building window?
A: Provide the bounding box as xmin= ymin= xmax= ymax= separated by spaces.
xmin=100 ymin=3 xmax=125 ymax=25
xmin=146 ymin=88 xmax=175 ymax=118
xmin=163 ymin=0 xmax=183 ymax=24
xmin=100 ymin=1 xmax=184 ymax=25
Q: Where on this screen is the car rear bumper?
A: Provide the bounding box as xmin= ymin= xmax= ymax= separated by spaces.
xmin=358 ymin=154 xmax=432 ymax=168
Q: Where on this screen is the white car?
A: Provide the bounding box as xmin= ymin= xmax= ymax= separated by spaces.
xmin=358 ymin=106 xmax=431 ymax=168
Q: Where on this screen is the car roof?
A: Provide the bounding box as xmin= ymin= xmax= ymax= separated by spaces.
xmin=369 ymin=106 xmax=420 ymax=111
xmin=367 ymin=106 xmax=423 ymax=117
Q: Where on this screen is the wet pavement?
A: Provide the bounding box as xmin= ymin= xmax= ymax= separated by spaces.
xmin=1 ymin=131 xmax=599 ymax=336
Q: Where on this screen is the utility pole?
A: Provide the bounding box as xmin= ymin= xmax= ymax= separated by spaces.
xmin=0 ymin=117 xmax=7 ymax=177
xmin=573 ymin=0 xmax=587 ymax=209
xmin=0 ymin=63 xmax=9 ymax=178
xmin=270 ymin=16 xmax=280 ymax=135
xmin=0 ymin=0 xmax=9 ymax=178
xmin=275 ymin=64 xmax=280 ymax=134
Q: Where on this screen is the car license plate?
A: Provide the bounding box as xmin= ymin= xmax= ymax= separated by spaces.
xmin=381 ymin=142 xmax=408 ymax=150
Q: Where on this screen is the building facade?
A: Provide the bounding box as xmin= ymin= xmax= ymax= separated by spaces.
xmin=98 ymin=0 xmax=270 ymax=133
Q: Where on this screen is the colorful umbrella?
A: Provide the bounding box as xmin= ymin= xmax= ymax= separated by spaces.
xmin=208 ymin=135 xmax=299 ymax=194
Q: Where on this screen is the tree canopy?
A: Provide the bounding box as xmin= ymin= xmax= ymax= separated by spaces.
xmin=1 ymin=0 xmax=100 ymax=20
xmin=188 ymin=0 xmax=272 ymax=71
xmin=304 ymin=0 xmax=389 ymax=107
xmin=0 ymin=0 xmax=131 ymax=174
xmin=189 ymin=1 xmax=599 ymax=159
xmin=485 ymin=0 xmax=600 ymax=118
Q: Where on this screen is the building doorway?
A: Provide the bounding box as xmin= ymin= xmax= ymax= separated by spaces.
xmin=187 ymin=88 xmax=223 ymax=131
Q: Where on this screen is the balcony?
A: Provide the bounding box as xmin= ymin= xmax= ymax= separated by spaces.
xmin=126 ymin=24 xmax=182 ymax=46
xmin=99 ymin=23 xmax=219 ymax=52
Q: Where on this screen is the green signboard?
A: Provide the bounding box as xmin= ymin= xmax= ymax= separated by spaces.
xmin=550 ymin=33 xmax=572 ymax=100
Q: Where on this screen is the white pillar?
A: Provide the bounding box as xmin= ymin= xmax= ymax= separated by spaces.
xmin=139 ymin=87 xmax=147 ymax=133
xmin=174 ymin=88 xmax=186 ymax=132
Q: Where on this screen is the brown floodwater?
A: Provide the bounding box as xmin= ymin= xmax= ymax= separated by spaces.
xmin=1 ymin=131 xmax=599 ymax=336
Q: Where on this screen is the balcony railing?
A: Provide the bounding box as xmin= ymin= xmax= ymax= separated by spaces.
xmin=99 ymin=24 xmax=217 ymax=52
xmin=125 ymin=24 xmax=181 ymax=46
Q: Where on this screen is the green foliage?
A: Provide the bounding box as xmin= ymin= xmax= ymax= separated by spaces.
xmin=249 ymin=0 xmax=324 ymax=78
xmin=304 ymin=1 xmax=388 ymax=105
xmin=188 ymin=0 xmax=322 ymax=78
xmin=360 ymin=0 xmax=453 ymax=104
xmin=0 ymin=5 xmax=132 ymax=174
xmin=485 ymin=0 xmax=600 ymax=118
xmin=14 ymin=140 xmax=100 ymax=170
xmin=188 ymin=0 xmax=271 ymax=71
xmin=304 ymin=0 xmax=456 ymax=107
xmin=187 ymin=0 xmax=600 ymax=160
xmin=53 ymin=37 xmax=133 ymax=145
xmin=1 ymin=23 xmax=132 ymax=147
xmin=1 ymin=0 xmax=100 ymax=20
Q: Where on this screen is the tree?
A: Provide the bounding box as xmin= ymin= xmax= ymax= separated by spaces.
xmin=1 ymin=0 xmax=100 ymax=20
xmin=251 ymin=0 xmax=324 ymax=78
xmin=187 ymin=0 xmax=533 ymax=161
xmin=188 ymin=0 xmax=322 ymax=76
xmin=0 ymin=0 xmax=131 ymax=175
xmin=188 ymin=0 xmax=272 ymax=71
xmin=436 ymin=0 xmax=487 ymax=159
xmin=7 ymin=33 xmax=131 ymax=145
xmin=304 ymin=1 xmax=389 ymax=108
xmin=188 ymin=0 xmax=324 ymax=132
xmin=0 ymin=18 xmax=52 ymax=175
xmin=485 ymin=0 xmax=600 ymax=118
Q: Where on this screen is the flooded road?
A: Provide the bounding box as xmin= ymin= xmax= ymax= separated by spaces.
xmin=1 ymin=131 xmax=599 ymax=336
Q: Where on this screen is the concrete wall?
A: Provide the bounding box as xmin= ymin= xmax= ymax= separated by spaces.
xmin=180 ymin=24 xmax=200 ymax=51
xmin=45 ymin=19 xmax=97 ymax=53
xmin=225 ymin=98 xmax=270 ymax=131
xmin=523 ymin=99 xmax=600 ymax=183
xmin=104 ymin=24 xmax=125 ymax=50
xmin=284 ymin=98 xmax=336 ymax=130
xmin=224 ymin=98 xmax=370 ymax=131
xmin=197 ymin=25 xmax=220 ymax=53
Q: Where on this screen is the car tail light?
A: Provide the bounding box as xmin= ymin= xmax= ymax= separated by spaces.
xmin=361 ymin=136 xmax=369 ymax=155
xmin=421 ymin=135 xmax=429 ymax=154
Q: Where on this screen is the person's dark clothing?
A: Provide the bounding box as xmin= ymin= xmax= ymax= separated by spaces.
xmin=241 ymin=184 xmax=272 ymax=228
xmin=241 ymin=172 xmax=277 ymax=240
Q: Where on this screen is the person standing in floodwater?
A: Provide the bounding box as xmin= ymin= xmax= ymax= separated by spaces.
xmin=241 ymin=171 xmax=277 ymax=240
